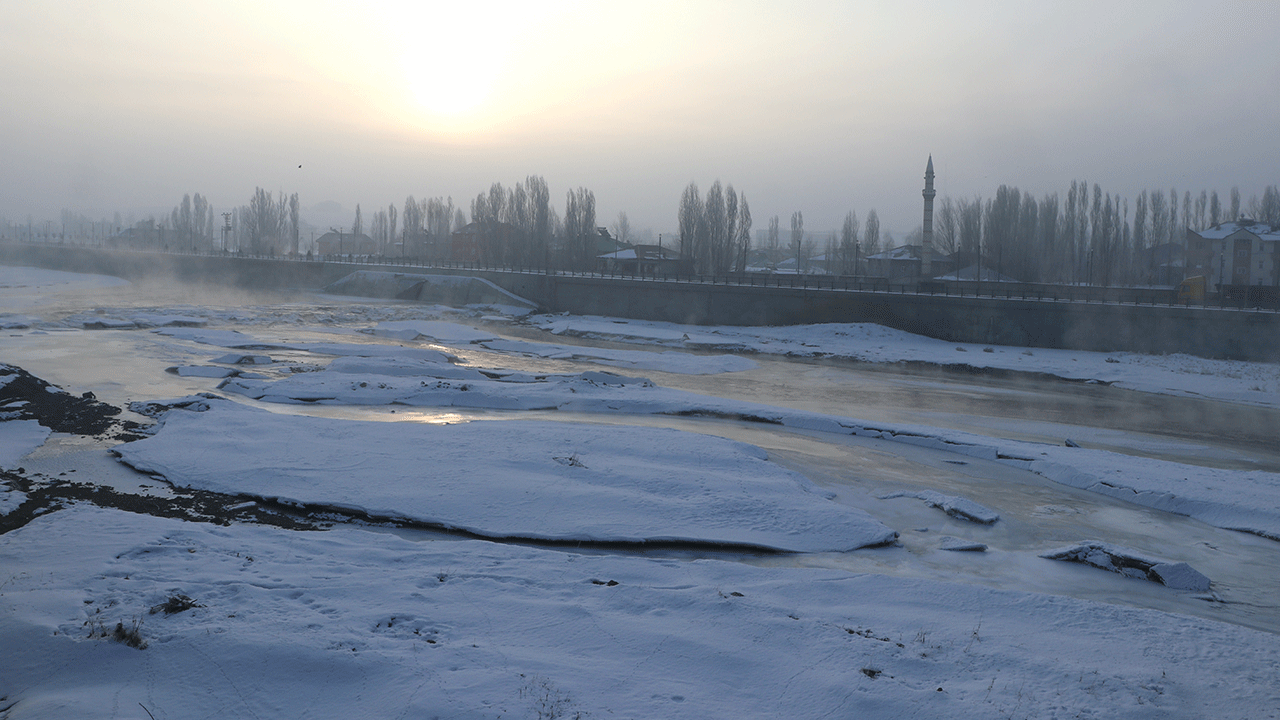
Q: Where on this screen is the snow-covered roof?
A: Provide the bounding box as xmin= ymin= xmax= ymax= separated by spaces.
xmin=598 ymin=245 xmax=682 ymax=261
xmin=868 ymin=245 xmax=920 ymax=261
xmin=1191 ymin=219 xmax=1280 ymax=241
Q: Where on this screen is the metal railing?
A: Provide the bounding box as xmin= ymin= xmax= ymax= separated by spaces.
xmin=5 ymin=238 xmax=1278 ymax=312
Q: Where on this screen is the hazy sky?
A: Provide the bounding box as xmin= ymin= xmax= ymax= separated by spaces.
xmin=3 ymin=1 xmax=1278 ymax=238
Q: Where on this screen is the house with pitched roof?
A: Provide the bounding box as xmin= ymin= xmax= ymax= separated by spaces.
xmin=1185 ymin=219 xmax=1280 ymax=290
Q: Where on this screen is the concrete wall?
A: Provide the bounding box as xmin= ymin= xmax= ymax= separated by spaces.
xmin=5 ymin=243 xmax=1278 ymax=361
xmin=523 ymin=274 xmax=1280 ymax=361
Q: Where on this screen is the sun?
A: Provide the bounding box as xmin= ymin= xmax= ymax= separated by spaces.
xmin=401 ymin=39 xmax=504 ymax=129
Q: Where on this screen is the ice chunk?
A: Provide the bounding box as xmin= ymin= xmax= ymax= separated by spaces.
xmin=211 ymin=353 xmax=274 ymax=365
xmin=938 ymin=536 xmax=987 ymax=552
xmin=1149 ymin=562 xmax=1212 ymax=592
xmin=1040 ymin=541 xmax=1211 ymax=591
xmin=130 ymin=313 xmax=206 ymax=327
xmin=166 ymin=366 xmax=238 ymax=378
xmin=879 ymin=490 xmax=1000 ymax=524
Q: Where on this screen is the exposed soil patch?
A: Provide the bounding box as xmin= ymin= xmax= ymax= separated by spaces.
xmin=1 ymin=363 xmax=146 ymax=440
xmin=0 ymin=468 xmax=325 ymax=535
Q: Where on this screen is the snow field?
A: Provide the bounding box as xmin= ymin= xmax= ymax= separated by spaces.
xmin=3 ymin=504 xmax=1278 ymax=720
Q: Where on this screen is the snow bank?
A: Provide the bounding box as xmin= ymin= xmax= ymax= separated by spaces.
xmin=0 ymin=418 xmax=49 ymax=468
xmin=1001 ymin=448 xmax=1280 ymax=541
xmin=0 ymin=265 xmax=130 ymax=293
xmin=0 ymin=313 xmax=38 ymax=329
xmin=528 ymin=314 xmax=1280 ymax=407
xmin=114 ymin=399 xmax=896 ymax=552
xmin=2 ymin=505 xmax=1277 ymax=720
xmin=372 ymin=319 xmax=501 ymax=344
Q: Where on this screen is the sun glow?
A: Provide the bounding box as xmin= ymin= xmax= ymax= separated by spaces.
xmin=402 ymin=43 xmax=503 ymax=125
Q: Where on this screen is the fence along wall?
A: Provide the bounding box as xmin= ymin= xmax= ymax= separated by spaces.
xmin=3 ymin=243 xmax=1277 ymax=362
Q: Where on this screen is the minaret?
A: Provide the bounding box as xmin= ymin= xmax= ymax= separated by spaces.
xmin=921 ymin=155 xmax=936 ymax=279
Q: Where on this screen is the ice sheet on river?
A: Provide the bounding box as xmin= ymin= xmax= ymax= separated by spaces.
xmin=479 ymin=337 xmax=756 ymax=375
xmin=114 ymin=398 xmax=896 ymax=552
xmin=217 ymin=358 xmax=1280 ymax=541
xmin=879 ymin=490 xmax=1000 ymax=524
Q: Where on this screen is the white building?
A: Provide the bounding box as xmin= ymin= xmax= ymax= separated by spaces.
xmin=1185 ymin=219 xmax=1280 ymax=290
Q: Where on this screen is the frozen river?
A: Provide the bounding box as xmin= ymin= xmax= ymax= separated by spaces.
xmin=5 ymin=273 xmax=1278 ymax=633
xmin=4 ymin=266 xmax=1280 ymax=719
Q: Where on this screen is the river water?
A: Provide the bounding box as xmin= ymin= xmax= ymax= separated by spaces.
xmin=5 ymin=278 xmax=1279 ymax=634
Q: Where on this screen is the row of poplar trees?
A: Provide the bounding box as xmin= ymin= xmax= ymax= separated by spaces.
xmin=931 ymin=182 xmax=1280 ymax=286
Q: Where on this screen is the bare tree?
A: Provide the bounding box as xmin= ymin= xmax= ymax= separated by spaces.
xmin=678 ymin=182 xmax=702 ymax=267
xmin=370 ymin=209 xmax=387 ymax=253
xmin=1148 ymin=190 xmax=1166 ymax=251
xmin=839 ymin=210 xmax=859 ymax=275
xmin=765 ymin=215 xmax=780 ymax=264
xmin=863 ymin=209 xmax=881 ymax=259
xmin=612 ymin=211 xmax=632 ymax=246
xmin=790 ymin=211 xmax=804 ymax=269
xmin=1230 ymin=186 xmax=1241 ymax=221
xmin=935 ymin=198 xmax=957 ymax=257
xmin=735 ymin=194 xmax=752 ymax=272
xmin=1261 ymin=185 xmax=1280 ymax=227
xmin=1037 ymin=193 xmax=1059 ymax=281
xmin=247 ymin=187 xmax=281 ymax=254
xmin=564 ymin=187 xmax=596 ymax=270
xmin=387 ymin=203 xmax=397 ymax=255
xmin=288 ymin=193 xmax=300 ymax=254
xmin=1133 ymin=190 xmax=1148 ymax=276
xmin=722 ymin=185 xmax=738 ymax=274
xmin=402 ymin=196 xmax=422 ymax=257
xmin=703 ymin=181 xmax=726 ymax=273
xmin=526 ymin=176 xmax=551 ymax=267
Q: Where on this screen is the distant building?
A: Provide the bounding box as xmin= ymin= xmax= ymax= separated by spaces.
xmin=1185 ymin=219 xmax=1280 ymax=290
xmin=316 ymin=230 xmax=376 ymax=256
xmin=597 ymin=244 xmax=685 ymax=275
xmin=865 ymin=245 xmax=958 ymax=281
xmin=1142 ymin=243 xmax=1185 ymax=286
